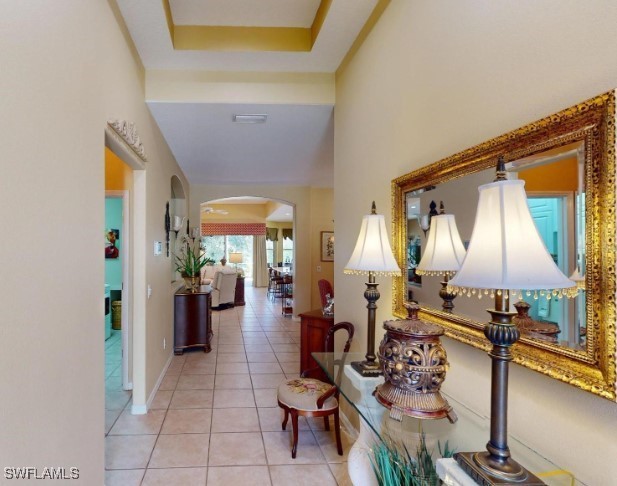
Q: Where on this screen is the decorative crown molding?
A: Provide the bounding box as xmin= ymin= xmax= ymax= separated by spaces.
xmin=107 ymin=119 xmax=147 ymax=162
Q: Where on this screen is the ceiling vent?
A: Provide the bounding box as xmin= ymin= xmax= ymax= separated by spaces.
xmin=233 ymin=114 xmax=268 ymax=124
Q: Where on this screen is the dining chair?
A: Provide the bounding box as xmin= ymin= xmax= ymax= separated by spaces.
xmin=276 ymin=321 xmax=354 ymax=458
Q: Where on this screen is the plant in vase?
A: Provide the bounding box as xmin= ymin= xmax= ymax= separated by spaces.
xmin=370 ymin=432 xmax=454 ymax=486
xmin=174 ymin=236 xmax=214 ymax=291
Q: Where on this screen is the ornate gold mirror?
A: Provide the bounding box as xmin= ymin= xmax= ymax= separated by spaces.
xmin=392 ymin=91 xmax=616 ymax=400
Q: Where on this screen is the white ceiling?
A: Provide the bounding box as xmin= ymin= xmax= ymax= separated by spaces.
xmin=116 ymin=0 xmax=381 ymax=188
xmin=147 ymin=102 xmax=334 ymax=186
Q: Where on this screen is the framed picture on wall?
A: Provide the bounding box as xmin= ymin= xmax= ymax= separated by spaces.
xmin=320 ymin=231 xmax=334 ymax=262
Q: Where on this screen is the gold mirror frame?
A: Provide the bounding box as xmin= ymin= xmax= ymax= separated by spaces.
xmin=392 ymin=91 xmax=616 ymax=400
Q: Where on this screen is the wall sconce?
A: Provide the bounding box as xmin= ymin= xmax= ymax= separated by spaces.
xmin=172 ymin=216 xmax=185 ymax=237
xmin=190 ymin=226 xmax=201 ymax=242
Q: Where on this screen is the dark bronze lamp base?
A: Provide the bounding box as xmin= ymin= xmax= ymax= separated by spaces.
xmin=351 ymin=360 xmax=382 ymax=377
xmin=454 ymin=452 xmax=545 ymax=485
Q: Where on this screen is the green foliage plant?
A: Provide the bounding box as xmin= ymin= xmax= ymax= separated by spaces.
xmin=370 ymin=432 xmax=454 ymax=486
xmin=174 ymin=236 xmax=214 ymax=277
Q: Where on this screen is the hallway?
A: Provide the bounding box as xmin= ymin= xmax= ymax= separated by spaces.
xmin=105 ymin=286 xmax=352 ymax=485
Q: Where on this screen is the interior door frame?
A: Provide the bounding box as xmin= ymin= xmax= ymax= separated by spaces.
xmin=106 ymin=190 xmax=132 ymax=390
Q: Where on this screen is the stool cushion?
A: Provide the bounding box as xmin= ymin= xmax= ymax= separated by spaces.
xmin=277 ymin=378 xmax=338 ymax=412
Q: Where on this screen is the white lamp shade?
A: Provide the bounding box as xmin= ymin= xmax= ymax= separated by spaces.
xmin=416 ymin=214 xmax=466 ymax=275
xmin=344 ymin=213 xmax=401 ymax=276
xmin=229 ymin=252 xmax=243 ymax=264
xmin=449 ymin=179 xmax=575 ymax=292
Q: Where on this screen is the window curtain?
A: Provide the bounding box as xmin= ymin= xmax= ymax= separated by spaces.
xmin=202 ymin=222 xmax=266 ymax=236
xmin=282 ymin=228 xmax=293 ymax=241
xmin=253 ymin=235 xmax=269 ymax=288
xmin=266 ymin=227 xmax=278 ymax=241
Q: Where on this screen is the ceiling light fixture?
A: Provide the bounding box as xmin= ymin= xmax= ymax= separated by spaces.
xmin=233 ymin=114 xmax=268 ymax=124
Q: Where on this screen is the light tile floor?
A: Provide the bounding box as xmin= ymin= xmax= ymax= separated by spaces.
xmin=105 ymin=286 xmax=353 ymax=485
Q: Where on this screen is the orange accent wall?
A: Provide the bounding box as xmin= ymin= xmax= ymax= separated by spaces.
xmin=105 ymin=147 xmax=132 ymax=190
xmin=518 ymin=156 xmax=578 ymax=192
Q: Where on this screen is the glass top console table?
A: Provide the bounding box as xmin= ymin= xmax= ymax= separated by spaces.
xmin=312 ymin=352 xmax=579 ymax=486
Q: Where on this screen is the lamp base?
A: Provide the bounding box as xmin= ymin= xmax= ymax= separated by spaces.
xmin=454 ymin=452 xmax=545 ymax=485
xmin=351 ymin=360 xmax=382 ymax=377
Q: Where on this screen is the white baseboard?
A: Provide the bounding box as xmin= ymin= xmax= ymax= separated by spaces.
xmin=131 ymin=352 xmax=173 ymax=415
xmin=131 ymin=403 xmax=147 ymax=415
xmin=123 ymin=381 xmax=133 ymax=391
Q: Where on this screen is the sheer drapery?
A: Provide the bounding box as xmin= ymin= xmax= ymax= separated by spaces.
xmin=253 ymin=235 xmax=269 ymax=287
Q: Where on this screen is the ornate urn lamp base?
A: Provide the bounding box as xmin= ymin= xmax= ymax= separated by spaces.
xmin=375 ymin=303 xmax=457 ymax=423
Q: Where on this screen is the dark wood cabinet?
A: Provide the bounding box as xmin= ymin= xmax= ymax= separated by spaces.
xmin=300 ymin=309 xmax=334 ymax=381
xmin=174 ymin=286 xmax=213 ymax=355
xmin=234 ymin=276 xmax=245 ymax=306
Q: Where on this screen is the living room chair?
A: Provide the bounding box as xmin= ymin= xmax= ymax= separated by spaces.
xmin=276 ymin=321 xmax=354 ymax=458
xmin=210 ymin=269 xmax=237 ymax=309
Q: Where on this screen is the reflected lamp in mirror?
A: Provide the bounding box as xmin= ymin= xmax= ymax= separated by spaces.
xmin=448 ymin=157 xmax=576 ymax=485
xmin=415 ymin=205 xmax=466 ymax=313
xmin=569 ymin=267 xmax=586 ymax=291
xmin=344 ymin=201 xmax=401 ymax=377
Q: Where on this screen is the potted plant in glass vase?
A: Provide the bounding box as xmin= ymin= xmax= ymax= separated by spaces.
xmin=175 ymin=236 xmax=214 ymax=292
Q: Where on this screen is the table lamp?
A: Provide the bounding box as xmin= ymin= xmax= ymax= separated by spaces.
xmin=344 ymin=201 xmax=401 ymax=376
xmin=447 ymin=157 xmax=576 ymax=485
xmin=229 ymin=252 xmax=243 ymax=273
xmin=415 ymin=203 xmax=466 ymax=312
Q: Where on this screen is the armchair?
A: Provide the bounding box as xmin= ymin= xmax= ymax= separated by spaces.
xmin=211 ymin=268 xmax=237 ymax=309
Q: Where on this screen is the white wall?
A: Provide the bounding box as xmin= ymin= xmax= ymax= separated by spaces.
xmin=0 ymin=2 xmax=187 ymax=482
xmin=334 ymin=1 xmax=617 ymax=484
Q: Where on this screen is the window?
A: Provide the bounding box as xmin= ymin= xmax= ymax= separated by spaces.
xmin=283 ymin=235 xmax=293 ymax=265
xmin=266 ymin=239 xmax=274 ymax=267
xmin=202 ymin=235 xmax=254 ymax=278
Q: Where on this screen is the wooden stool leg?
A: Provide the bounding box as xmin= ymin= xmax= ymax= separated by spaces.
xmin=324 ymin=415 xmax=330 ymax=431
xmin=291 ymin=411 xmax=299 ymax=459
xmin=334 ymin=410 xmax=343 ymax=456
xmin=282 ymin=407 xmax=289 ymax=430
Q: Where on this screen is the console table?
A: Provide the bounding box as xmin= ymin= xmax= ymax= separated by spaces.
xmin=312 ymin=352 xmax=575 ymax=486
xmin=174 ymin=286 xmax=213 ymax=355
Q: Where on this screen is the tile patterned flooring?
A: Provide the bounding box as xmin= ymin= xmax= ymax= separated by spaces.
xmin=105 ymin=286 xmax=353 ymax=485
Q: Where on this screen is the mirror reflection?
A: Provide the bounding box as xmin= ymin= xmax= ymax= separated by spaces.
xmin=406 ymin=142 xmax=587 ymax=351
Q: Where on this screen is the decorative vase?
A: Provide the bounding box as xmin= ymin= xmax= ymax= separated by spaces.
xmin=375 ymin=302 xmax=457 ymax=423
xmin=183 ymin=275 xmax=200 ymax=293
xmin=512 ymin=300 xmax=560 ymax=343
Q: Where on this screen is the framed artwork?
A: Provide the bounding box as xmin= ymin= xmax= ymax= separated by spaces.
xmin=320 ymin=231 xmax=334 ymax=262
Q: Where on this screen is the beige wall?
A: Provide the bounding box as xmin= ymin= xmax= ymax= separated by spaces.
xmin=334 ymin=1 xmax=617 ymax=484
xmin=0 ymin=2 xmax=187 ymax=482
xmin=310 ymin=188 xmax=334 ymax=309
